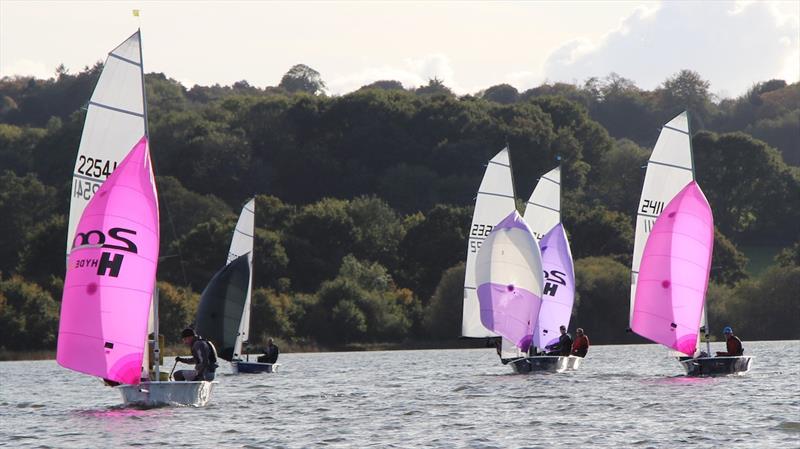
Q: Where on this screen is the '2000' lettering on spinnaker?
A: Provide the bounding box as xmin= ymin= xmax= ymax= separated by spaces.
xmin=71 ymin=227 xmax=138 ymax=277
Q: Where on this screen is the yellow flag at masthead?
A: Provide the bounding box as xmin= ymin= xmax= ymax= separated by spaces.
xmin=132 ymin=9 xmax=140 ymax=17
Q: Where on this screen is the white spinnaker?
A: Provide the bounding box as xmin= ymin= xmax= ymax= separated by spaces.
xmin=523 ymin=166 xmax=561 ymax=240
xmin=630 ymin=112 xmax=695 ymax=327
xmin=229 ymin=198 xmax=255 ymax=359
xmin=66 ymin=31 xmax=146 ymax=255
xmin=462 ymin=147 xmax=517 ymax=338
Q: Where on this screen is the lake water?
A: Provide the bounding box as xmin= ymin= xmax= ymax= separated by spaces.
xmin=1 ymin=341 xmax=798 ymax=448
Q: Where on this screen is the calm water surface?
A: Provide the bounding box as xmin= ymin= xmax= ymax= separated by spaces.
xmin=1 ymin=341 xmax=798 ymax=448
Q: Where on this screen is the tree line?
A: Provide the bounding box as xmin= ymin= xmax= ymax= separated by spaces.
xmin=0 ymin=65 xmax=798 ymax=353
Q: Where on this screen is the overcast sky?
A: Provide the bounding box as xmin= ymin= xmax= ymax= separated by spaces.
xmin=1 ymin=1 xmax=798 ymax=98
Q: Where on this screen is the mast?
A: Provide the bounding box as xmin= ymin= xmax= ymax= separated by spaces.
xmin=138 ymin=28 xmax=160 ymax=378
xmin=686 ymin=110 xmax=711 ymax=357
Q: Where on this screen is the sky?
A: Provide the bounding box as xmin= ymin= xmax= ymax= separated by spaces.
xmin=1 ymin=1 xmax=798 ymax=98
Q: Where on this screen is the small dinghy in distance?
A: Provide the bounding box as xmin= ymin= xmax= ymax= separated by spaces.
xmin=58 ymin=30 xmax=214 ymax=407
xmin=195 ymin=199 xmax=279 ymax=374
xmin=474 ymin=211 xmax=546 ymax=373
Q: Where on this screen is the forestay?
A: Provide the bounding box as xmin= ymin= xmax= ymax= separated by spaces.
xmin=228 ymin=199 xmax=255 ymax=359
xmin=631 ymin=182 xmax=713 ymax=356
xmin=630 ymin=112 xmax=694 ymax=326
xmin=475 ymin=211 xmax=543 ymax=351
xmin=57 ymin=137 xmax=159 ymax=385
xmin=67 ymin=31 xmax=146 ymax=255
xmin=462 ymin=148 xmax=517 ymax=338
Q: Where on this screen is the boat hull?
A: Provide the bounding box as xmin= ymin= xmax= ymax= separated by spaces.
xmin=678 ymin=356 xmax=752 ymax=377
xmin=509 ymin=356 xmax=570 ymax=374
xmin=565 ymin=355 xmax=582 ymax=370
xmin=232 ymin=361 xmax=279 ymax=374
xmin=118 ymin=380 xmax=215 ymax=407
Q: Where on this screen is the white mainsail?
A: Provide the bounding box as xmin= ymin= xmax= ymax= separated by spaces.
xmin=630 ymin=112 xmax=695 ymax=327
xmin=462 ymin=147 xmax=517 ymax=338
xmin=523 ymin=166 xmax=561 ymax=240
xmin=66 ymin=31 xmax=146 ymax=255
xmin=229 ymin=198 xmax=255 ymax=359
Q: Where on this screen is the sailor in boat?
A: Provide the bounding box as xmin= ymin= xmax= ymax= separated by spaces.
xmin=257 ymin=338 xmax=280 ymax=364
xmin=715 ymin=326 xmax=744 ymax=357
xmin=174 ymin=328 xmax=219 ymax=381
xmin=570 ymin=328 xmax=590 ymax=358
xmin=545 ymin=325 xmax=573 ymax=356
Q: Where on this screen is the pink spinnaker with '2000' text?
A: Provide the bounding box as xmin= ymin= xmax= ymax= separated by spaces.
xmin=57 ymin=136 xmax=159 ymax=385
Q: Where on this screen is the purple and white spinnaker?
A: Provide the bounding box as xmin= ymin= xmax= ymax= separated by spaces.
xmin=631 ymin=181 xmax=713 ymax=356
xmin=475 ymin=211 xmax=543 ymax=351
xmin=533 ymin=223 xmax=575 ymax=349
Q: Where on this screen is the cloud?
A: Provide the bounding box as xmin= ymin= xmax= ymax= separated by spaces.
xmin=0 ymin=59 xmax=52 ymax=79
xmin=326 ymin=54 xmax=461 ymax=95
xmin=542 ymin=1 xmax=799 ymax=97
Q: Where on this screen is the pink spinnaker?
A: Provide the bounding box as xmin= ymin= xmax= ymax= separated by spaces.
xmin=57 ymin=136 xmax=159 ymax=385
xmin=631 ymin=181 xmax=713 ymax=356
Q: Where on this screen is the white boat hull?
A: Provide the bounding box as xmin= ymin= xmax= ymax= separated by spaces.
xmin=678 ymin=356 xmax=752 ymax=376
xmin=565 ymin=355 xmax=582 ymax=370
xmin=118 ymin=381 xmax=216 ymax=407
xmin=508 ymin=355 xmax=569 ymax=374
xmin=231 ymin=361 xmax=279 ymax=374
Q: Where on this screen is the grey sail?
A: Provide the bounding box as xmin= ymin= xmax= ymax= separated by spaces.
xmin=194 ymin=254 xmax=251 ymax=362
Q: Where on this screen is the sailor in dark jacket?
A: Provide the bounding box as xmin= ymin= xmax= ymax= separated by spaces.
xmin=174 ymin=328 xmax=218 ymax=381
xmin=545 ymin=325 xmax=573 ymax=356
xmin=258 ymin=338 xmax=280 ymax=364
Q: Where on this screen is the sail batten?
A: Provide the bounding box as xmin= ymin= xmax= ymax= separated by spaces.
xmin=462 ymin=147 xmax=517 ymax=338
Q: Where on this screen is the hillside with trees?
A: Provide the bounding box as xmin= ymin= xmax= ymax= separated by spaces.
xmin=1 ymin=64 xmax=798 ymax=354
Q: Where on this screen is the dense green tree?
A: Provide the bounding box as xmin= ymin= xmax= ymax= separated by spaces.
xmin=283 ymin=198 xmax=357 ymax=292
xmin=0 ymin=171 xmax=57 ymax=275
xmin=424 ymin=262 xmax=465 ymax=339
xmin=157 ymin=281 xmax=199 ymax=344
xmin=710 ymin=264 xmax=800 ymax=340
xmin=482 ymin=84 xmax=519 ymax=104
xmin=0 ymin=276 xmax=59 ymax=350
xmin=397 ymin=205 xmax=471 ymax=301
xmin=279 ymin=64 xmax=326 ymax=95
xmin=572 ymin=257 xmax=639 ymax=344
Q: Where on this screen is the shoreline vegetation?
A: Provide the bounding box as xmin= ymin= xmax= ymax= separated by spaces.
xmin=1 ymin=68 xmax=798 ymax=355
xmin=0 ymin=339 xmax=488 ymax=361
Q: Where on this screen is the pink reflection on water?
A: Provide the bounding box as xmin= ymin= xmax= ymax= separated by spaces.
xmin=645 ymin=376 xmax=716 ymax=387
xmin=77 ymin=406 xmax=175 ymax=420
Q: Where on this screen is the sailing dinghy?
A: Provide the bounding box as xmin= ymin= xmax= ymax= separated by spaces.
xmin=505 ymin=166 xmax=578 ymax=373
xmin=57 ymin=30 xmax=215 ymax=406
xmin=630 ymin=112 xmax=752 ymax=376
xmin=194 ymin=199 xmax=278 ymax=374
